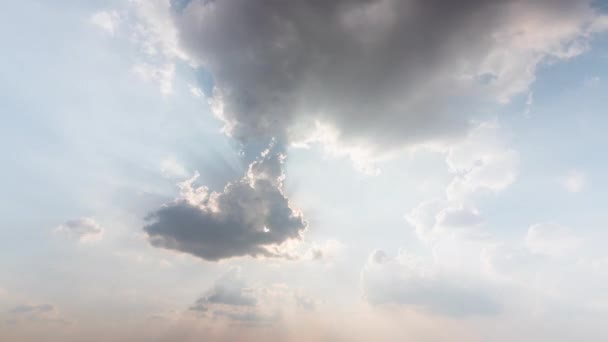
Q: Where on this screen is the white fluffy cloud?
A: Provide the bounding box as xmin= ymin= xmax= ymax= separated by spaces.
xmin=406 ymin=121 xmax=516 ymax=245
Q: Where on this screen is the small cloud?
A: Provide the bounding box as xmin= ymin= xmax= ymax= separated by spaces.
xmin=445 ymin=121 xmax=519 ymax=201
xmin=560 ymin=170 xmax=587 ymax=193
xmin=10 ymin=304 xmax=54 ymax=315
xmin=189 ymin=84 xmax=204 ymax=98
xmin=436 ymin=205 xmax=484 ymax=229
xmin=54 ymin=217 xmax=104 ymax=242
xmin=90 ymin=10 xmax=120 ymax=35
xmin=304 ymin=240 xmax=343 ymax=261
xmin=132 ymin=63 xmax=175 ymax=96
xmin=189 ymin=268 xmax=275 ymax=324
xmin=190 ymin=268 xmax=257 ymax=312
xmin=189 ymin=268 xmax=313 ymax=324
xmin=160 ymin=156 xmax=188 ymax=179
xmin=526 ymin=223 xmax=583 ymax=258
xmin=406 ymin=200 xmax=486 ymax=244
xmin=7 ymin=303 xmax=70 ymax=325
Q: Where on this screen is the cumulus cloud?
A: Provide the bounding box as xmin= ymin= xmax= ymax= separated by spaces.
xmin=54 ymin=217 xmax=104 ymax=242
xmin=405 ymin=121 xmax=517 ymax=246
xmin=446 ymin=121 xmax=519 ymax=201
xmin=173 ymin=0 xmax=607 ymax=152
xmin=144 ymin=146 xmax=307 ymax=261
xmin=406 ymin=199 xmax=485 ymax=244
xmin=361 ymin=250 xmax=499 ymax=316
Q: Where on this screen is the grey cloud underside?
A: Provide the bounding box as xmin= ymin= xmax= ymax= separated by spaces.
xmin=189 ymin=269 xmax=275 ymax=323
xmin=175 ymin=0 xmax=600 ymax=148
xmin=144 ymin=149 xmax=306 ymax=261
xmin=190 ymin=270 xmax=257 ymax=311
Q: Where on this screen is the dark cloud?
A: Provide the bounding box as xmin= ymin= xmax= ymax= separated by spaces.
xmin=361 ymin=250 xmax=500 ymax=316
xmin=174 ymin=0 xmax=604 ymax=150
xmin=144 ymin=146 xmax=306 ymax=261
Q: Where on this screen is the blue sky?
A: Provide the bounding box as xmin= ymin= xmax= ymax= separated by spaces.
xmin=2 ymin=1 xmax=608 ymax=341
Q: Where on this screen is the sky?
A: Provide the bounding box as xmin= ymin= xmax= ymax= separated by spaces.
xmin=2 ymin=0 xmax=608 ymax=341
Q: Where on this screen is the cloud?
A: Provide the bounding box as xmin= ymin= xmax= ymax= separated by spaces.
xmin=100 ymin=0 xmax=190 ymax=95
xmin=436 ymin=205 xmax=484 ymax=229
xmin=525 ymin=223 xmax=583 ymax=257
xmin=446 ymin=121 xmax=519 ymax=201
xmin=173 ymin=0 xmax=607 ymax=152
xmin=9 ymin=304 xmax=55 ymax=315
xmin=190 ymin=268 xmax=257 ymax=312
xmin=303 ymin=239 xmax=344 ymax=262
xmin=90 ymin=10 xmax=120 ymax=35
xmin=131 ymin=62 xmax=175 ymax=96
xmin=6 ymin=303 xmax=70 ymax=325
xmin=406 ymin=200 xmax=485 ymax=243
xmin=189 ymin=268 xmax=309 ymax=324
xmin=160 ymin=156 xmax=188 ymax=179
xmin=54 ymin=217 xmax=104 ymax=242
xmin=560 ymin=170 xmax=587 ymax=193
xmin=144 ymin=145 xmax=307 ymax=261
xmin=361 ymin=250 xmax=500 ymax=316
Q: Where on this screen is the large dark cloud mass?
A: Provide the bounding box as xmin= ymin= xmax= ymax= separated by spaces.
xmin=174 ymin=0 xmax=604 ymax=149
xmin=145 ymin=0 xmax=606 ymax=262
xmin=144 ymin=147 xmax=306 ymax=261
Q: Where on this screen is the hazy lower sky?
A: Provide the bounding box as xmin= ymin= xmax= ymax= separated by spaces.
xmin=2 ymin=0 xmax=608 ymax=341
